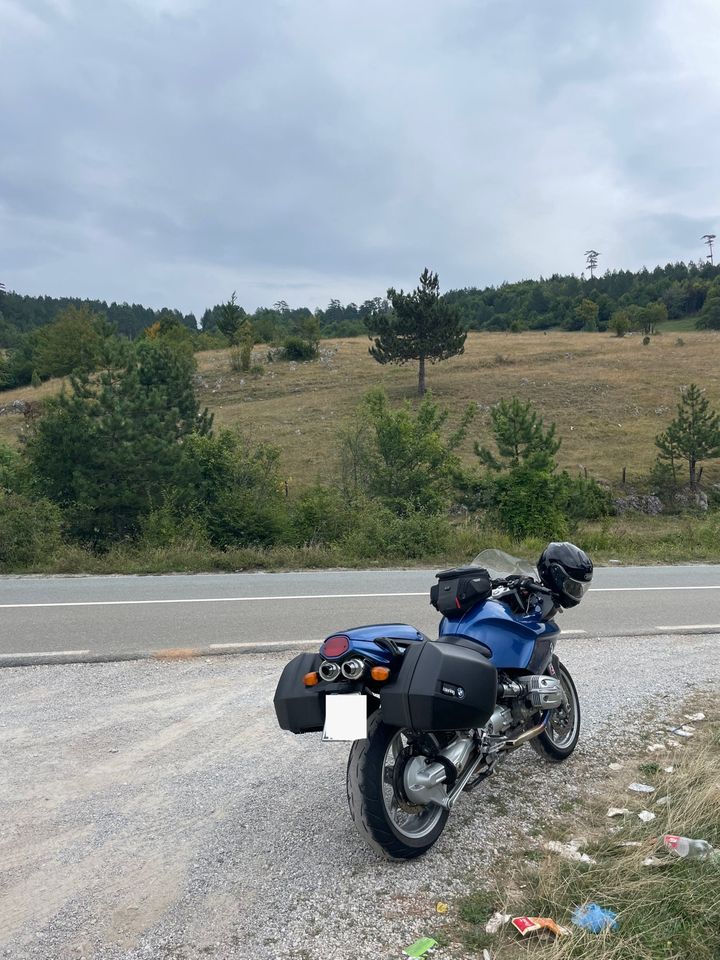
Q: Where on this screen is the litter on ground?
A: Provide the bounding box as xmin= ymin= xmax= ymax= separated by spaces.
xmin=403 ymin=937 xmax=438 ymax=957
xmin=638 ymin=810 xmax=656 ymax=823
xmin=628 ymin=782 xmax=656 ymax=794
xmin=663 ymin=766 xmax=675 ymax=773
xmin=435 ymin=902 xmax=448 ymax=914
xmin=511 ymin=917 xmax=570 ymax=938
xmin=484 ymin=912 xmax=511 ymax=934
xmin=684 ymin=712 xmax=705 ymax=722
xmin=607 ymin=807 xmax=631 ymax=817
xmin=546 ymin=840 xmax=596 ymax=864
xmin=571 ymin=903 xmax=619 ymax=933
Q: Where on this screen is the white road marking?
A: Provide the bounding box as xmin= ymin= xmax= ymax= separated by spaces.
xmin=209 ymin=640 xmax=314 ymax=649
xmin=560 ymin=629 xmax=587 ymax=635
xmin=0 ymin=592 xmax=427 ymax=609
xmin=589 ymin=585 xmax=720 ymax=592
xmin=1 ymin=583 xmax=719 ymax=610
xmin=0 ymin=649 xmax=91 ymax=658
xmin=656 ymin=624 xmax=720 ymax=631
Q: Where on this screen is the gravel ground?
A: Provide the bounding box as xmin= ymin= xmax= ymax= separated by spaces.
xmin=1 ymin=633 xmax=718 ymax=960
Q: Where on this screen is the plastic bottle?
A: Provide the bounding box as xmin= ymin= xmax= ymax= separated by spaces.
xmin=664 ymin=834 xmax=715 ymax=860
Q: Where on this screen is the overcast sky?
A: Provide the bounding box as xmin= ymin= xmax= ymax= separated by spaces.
xmin=1 ymin=0 xmax=719 ymax=316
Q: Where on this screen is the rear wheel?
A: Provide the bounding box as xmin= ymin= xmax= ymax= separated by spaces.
xmin=530 ymin=660 xmax=581 ymax=761
xmin=346 ymin=712 xmax=450 ymax=860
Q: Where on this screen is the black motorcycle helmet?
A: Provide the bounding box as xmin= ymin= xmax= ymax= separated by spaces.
xmin=537 ymin=542 xmax=593 ymax=608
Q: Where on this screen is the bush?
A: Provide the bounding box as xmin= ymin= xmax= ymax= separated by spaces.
xmin=176 ymin=431 xmax=290 ymax=548
xmin=0 ymin=493 xmax=63 ymax=569
xmin=289 ymin=486 xmax=352 ymax=545
xmin=341 ymin=501 xmax=453 ymax=560
xmin=282 ymin=336 xmax=318 ymax=361
xmin=493 ymin=466 xmax=569 ymax=540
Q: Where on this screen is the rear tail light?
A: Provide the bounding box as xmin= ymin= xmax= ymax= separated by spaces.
xmin=321 ymin=634 xmax=350 ymax=658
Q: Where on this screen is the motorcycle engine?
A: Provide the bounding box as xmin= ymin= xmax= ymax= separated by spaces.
xmin=488 ymin=673 xmax=565 ymax=736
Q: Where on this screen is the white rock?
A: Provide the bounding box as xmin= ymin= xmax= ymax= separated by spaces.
xmin=638 ymin=810 xmax=656 ymax=823
xmin=607 ymin=807 xmax=631 ymax=818
xmin=663 ymin=766 xmax=674 ymax=774
xmin=646 ymin=743 xmax=666 ymax=753
xmin=608 ymin=762 xmax=623 ymax=771
xmin=684 ymin=712 xmax=705 ymax=722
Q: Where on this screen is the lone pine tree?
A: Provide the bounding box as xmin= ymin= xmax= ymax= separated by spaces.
xmin=655 ymin=383 xmax=720 ymax=488
xmin=368 ymin=268 xmax=466 ymax=396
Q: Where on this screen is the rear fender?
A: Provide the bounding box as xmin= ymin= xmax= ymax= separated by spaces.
xmin=322 ymin=622 xmax=427 ymax=665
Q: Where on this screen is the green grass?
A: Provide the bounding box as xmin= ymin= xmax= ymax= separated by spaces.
xmin=452 ymin=707 xmax=720 ymax=960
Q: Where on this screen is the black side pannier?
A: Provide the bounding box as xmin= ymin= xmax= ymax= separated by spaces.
xmin=274 ymin=652 xmax=325 ymax=733
xmin=430 ymin=566 xmax=492 ymax=616
xmin=380 ymin=639 xmax=497 ymax=732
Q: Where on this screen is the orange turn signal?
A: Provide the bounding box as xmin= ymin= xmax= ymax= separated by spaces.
xmin=303 ymin=671 xmax=319 ymax=687
xmin=370 ymin=666 xmax=391 ymax=682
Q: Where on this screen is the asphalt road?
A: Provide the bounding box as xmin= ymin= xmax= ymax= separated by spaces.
xmin=1 ymin=564 xmax=720 ymax=663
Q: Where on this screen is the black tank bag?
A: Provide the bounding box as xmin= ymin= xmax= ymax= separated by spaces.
xmin=430 ymin=566 xmax=492 ymax=616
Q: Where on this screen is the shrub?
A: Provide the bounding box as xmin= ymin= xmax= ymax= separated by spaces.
xmin=341 ymin=501 xmax=452 ymax=560
xmin=0 ymin=492 xmax=63 ymax=569
xmin=289 ymin=486 xmax=352 ymax=545
xmin=177 ymin=431 xmax=290 ymax=548
xmin=282 ymin=336 xmax=318 ymax=361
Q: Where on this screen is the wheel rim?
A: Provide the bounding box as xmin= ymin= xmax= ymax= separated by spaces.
xmin=381 ymin=731 xmax=445 ymax=840
xmin=547 ymin=670 xmax=578 ymax=749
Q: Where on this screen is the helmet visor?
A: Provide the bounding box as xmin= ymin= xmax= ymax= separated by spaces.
xmin=562 ymin=575 xmax=590 ymax=602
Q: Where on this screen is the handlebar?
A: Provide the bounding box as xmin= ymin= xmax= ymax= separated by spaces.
xmin=491 ymin=575 xmax=552 ymax=597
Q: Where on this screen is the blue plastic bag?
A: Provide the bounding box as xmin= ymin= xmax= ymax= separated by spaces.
xmin=571 ymin=902 xmax=619 ymax=933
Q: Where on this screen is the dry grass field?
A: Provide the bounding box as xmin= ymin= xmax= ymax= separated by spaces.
xmin=200 ymin=330 xmax=720 ymax=488
xmin=2 ymin=330 xmax=719 ymax=491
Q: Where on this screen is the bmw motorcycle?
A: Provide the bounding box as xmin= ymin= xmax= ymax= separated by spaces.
xmin=274 ymin=542 xmax=593 ymax=860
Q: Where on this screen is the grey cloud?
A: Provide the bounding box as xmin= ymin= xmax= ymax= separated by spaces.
xmin=1 ymin=0 xmax=719 ymax=314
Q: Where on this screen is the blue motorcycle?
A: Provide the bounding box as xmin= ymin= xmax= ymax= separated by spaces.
xmin=274 ymin=542 xmax=593 ymax=859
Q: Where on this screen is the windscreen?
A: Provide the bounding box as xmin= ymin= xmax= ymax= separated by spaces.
xmin=471 ymin=548 xmax=538 ymax=581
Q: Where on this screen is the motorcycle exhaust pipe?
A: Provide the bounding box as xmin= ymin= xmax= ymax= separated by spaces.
xmin=318 ymin=661 xmax=341 ymax=682
xmin=504 ymin=718 xmax=548 ymax=749
xmin=340 ymin=658 xmax=365 ymax=680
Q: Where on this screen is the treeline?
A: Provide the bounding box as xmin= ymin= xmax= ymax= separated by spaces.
xmin=444 ymin=260 xmax=720 ymax=331
xmin=3 ymin=259 xmax=720 ymax=391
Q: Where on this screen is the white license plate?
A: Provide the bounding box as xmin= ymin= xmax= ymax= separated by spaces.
xmin=322 ymin=694 xmax=367 ymax=742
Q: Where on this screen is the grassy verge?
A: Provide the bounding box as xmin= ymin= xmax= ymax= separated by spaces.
xmin=4 ymin=512 xmax=720 ymax=575
xmin=452 ymin=706 xmax=720 ymax=959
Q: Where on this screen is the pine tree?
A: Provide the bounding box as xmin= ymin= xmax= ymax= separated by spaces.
xmin=368 ymin=269 xmax=466 ymax=396
xmin=475 ymin=396 xmax=561 ymax=471
xmin=26 ymin=340 xmax=212 ymax=543
xmin=216 ymin=292 xmax=246 ymax=345
xmin=655 ymin=384 xmax=720 ymax=488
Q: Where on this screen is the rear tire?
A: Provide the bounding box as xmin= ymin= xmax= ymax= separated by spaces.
xmin=530 ymin=659 xmax=580 ymax=762
xmin=346 ymin=712 xmax=450 ymax=860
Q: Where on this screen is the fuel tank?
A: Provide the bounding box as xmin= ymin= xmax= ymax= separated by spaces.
xmin=439 ymin=598 xmax=559 ymax=670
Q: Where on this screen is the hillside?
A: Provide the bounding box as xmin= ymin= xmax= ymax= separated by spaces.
xmin=4 ymin=330 xmax=718 ymax=491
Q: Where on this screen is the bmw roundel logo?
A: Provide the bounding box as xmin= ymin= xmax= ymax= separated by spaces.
xmin=456 ymin=686 xmax=465 ymax=700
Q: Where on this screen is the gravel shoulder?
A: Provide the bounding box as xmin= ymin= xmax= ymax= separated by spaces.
xmin=1 ymin=634 xmax=718 ymax=960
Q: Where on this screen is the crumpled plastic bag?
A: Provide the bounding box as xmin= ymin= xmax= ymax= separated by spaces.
xmin=571 ymin=903 xmax=619 ymax=933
